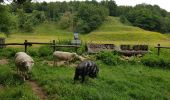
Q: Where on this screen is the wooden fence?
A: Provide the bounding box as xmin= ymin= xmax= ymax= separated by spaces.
xmin=0 ymin=40 xmax=80 ymax=53
xmin=155 ymin=44 xmax=170 ymax=56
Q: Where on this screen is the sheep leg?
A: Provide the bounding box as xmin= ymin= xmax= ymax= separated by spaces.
xmin=66 ymin=60 xmax=70 ymax=67
xmin=25 ymin=71 xmax=29 ymax=80
xmin=53 ymin=59 xmax=58 ymax=67
xmin=21 ymin=71 xmax=25 ymax=81
xmin=81 ymin=75 xmax=85 ymax=83
xmin=17 ymin=66 xmax=19 ymax=74
xmin=74 ymin=69 xmax=80 ymax=83
xmin=53 ymin=60 xmax=55 ymax=66
xmin=53 ymin=60 xmax=57 ymax=67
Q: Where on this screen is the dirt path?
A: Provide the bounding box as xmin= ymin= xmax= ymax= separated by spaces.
xmin=0 ymin=84 xmax=4 ymax=91
xmin=27 ymin=81 xmax=48 ymax=100
xmin=0 ymin=59 xmax=9 ymax=65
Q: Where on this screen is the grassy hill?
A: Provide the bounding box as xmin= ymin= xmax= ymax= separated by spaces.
xmin=3 ymin=16 xmax=170 ymax=46
xmin=83 ymin=17 xmax=169 ymax=45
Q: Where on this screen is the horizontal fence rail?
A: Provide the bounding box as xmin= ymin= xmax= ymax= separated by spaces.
xmin=0 ymin=40 xmax=80 ymax=53
xmin=155 ymin=44 xmax=170 ymax=56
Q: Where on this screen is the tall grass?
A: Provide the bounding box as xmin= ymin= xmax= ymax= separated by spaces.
xmin=0 ymin=63 xmax=39 ymax=99
xmin=31 ymin=62 xmax=170 ymax=100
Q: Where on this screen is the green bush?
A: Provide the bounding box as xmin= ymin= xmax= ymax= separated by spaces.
xmin=141 ymin=54 xmax=170 ymax=68
xmin=27 ymin=48 xmax=39 ymax=57
xmin=0 ymin=48 xmax=20 ymax=58
xmin=96 ymin=51 xmax=121 ymax=66
xmin=38 ymin=45 xmax=53 ymax=57
xmin=77 ymin=44 xmax=86 ymax=55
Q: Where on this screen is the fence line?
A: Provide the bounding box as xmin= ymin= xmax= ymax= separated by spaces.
xmin=155 ymin=44 xmax=170 ymax=56
xmin=0 ymin=40 xmax=80 ymax=53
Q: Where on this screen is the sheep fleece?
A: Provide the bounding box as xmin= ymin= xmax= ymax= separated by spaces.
xmin=53 ymin=51 xmax=78 ymax=61
xmin=15 ymin=52 xmax=34 ymax=72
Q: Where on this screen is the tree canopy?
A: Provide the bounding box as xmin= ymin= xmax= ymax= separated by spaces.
xmin=0 ymin=0 xmax=170 ymax=34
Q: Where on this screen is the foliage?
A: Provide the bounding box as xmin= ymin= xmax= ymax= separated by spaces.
xmin=0 ymin=5 xmax=13 ymax=33
xmin=75 ymin=3 xmax=109 ymax=33
xmin=38 ymin=45 xmax=53 ymax=57
xmin=96 ymin=51 xmax=121 ymax=66
xmin=17 ymin=9 xmax=46 ymax=32
xmin=0 ymin=48 xmax=20 ymax=58
xmin=117 ymin=4 xmax=170 ymax=33
xmin=141 ymin=54 xmax=170 ymax=68
xmin=58 ymin=12 xmax=73 ymax=30
xmin=119 ymin=15 xmax=131 ymax=25
xmin=101 ymin=0 xmax=117 ymax=16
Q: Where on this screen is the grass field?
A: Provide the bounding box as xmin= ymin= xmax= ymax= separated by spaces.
xmin=0 ymin=57 xmax=170 ymax=100
xmin=0 ymin=46 xmax=169 ymax=99
xmin=1 ymin=17 xmax=170 ymax=46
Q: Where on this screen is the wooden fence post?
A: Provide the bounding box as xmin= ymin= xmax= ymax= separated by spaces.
xmin=53 ymin=40 xmax=56 ymax=52
xmin=157 ymin=44 xmax=160 ymax=56
xmin=24 ymin=40 xmax=28 ymax=53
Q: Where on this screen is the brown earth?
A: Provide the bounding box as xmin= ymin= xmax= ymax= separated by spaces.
xmin=0 ymin=59 xmax=9 ymax=65
xmin=27 ymin=81 xmax=48 ymax=100
xmin=42 ymin=60 xmax=77 ymax=67
xmin=0 ymin=84 xmax=4 ymax=91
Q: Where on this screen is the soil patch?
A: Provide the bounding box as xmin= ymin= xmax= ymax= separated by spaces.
xmin=0 ymin=59 xmax=9 ymax=65
xmin=27 ymin=81 xmax=47 ymax=100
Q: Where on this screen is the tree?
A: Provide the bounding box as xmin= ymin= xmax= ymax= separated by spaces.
xmin=0 ymin=5 xmax=12 ymax=33
xmin=116 ymin=6 xmax=133 ymax=16
xmin=126 ymin=8 xmax=161 ymax=31
xmin=58 ymin=12 xmax=73 ymax=30
xmin=76 ymin=3 xmax=108 ymax=33
xmin=101 ymin=0 xmax=117 ymax=16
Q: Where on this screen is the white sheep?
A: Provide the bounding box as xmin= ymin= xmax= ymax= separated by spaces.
xmin=53 ymin=51 xmax=86 ymax=66
xmin=15 ymin=52 xmax=34 ymax=81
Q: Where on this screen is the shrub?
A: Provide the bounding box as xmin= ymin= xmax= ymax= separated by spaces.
xmin=96 ymin=51 xmax=121 ymax=66
xmin=27 ymin=48 xmax=39 ymax=57
xmin=0 ymin=48 xmax=20 ymax=58
xmin=141 ymin=54 xmax=170 ymax=68
xmin=77 ymin=44 xmax=86 ymax=55
xmin=38 ymin=45 xmax=53 ymax=57
xmin=119 ymin=15 xmax=131 ymax=25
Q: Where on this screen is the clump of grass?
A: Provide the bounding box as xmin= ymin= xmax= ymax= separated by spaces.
xmin=0 ymin=63 xmax=38 ymax=99
xmin=0 ymin=48 xmax=21 ymax=59
xmin=38 ymin=45 xmax=53 ymax=57
xmin=0 ymin=64 xmax=23 ymax=86
xmin=141 ymin=54 xmax=170 ymax=68
xmin=96 ymin=51 xmax=122 ymax=66
xmin=0 ymin=85 xmax=39 ymax=99
xmin=27 ymin=48 xmax=39 ymax=57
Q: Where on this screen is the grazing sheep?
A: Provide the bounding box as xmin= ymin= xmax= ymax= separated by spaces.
xmin=15 ymin=52 xmax=34 ymax=81
xmin=74 ymin=60 xmax=99 ymax=83
xmin=53 ymin=51 xmax=85 ymax=66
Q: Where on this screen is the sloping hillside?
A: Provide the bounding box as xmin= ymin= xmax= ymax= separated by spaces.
xmin=3 ymin=17 xmax=170 ymax=46
xmin=82 ymin=17 xmax=168 ymax=45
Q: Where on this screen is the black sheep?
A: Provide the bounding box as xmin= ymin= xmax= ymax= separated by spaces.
xmin=74 ymin=60 xmax=99 ymax=83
